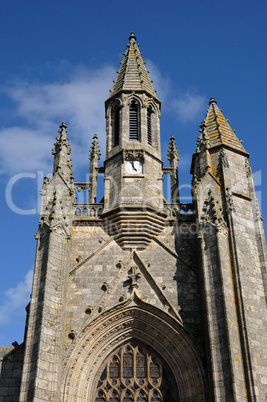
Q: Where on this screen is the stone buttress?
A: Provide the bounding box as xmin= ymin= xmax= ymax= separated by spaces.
xmin=191 ymin=98 xmax=267 ymax=400
xmin=19 ymin=123 xmax=75 ymax=400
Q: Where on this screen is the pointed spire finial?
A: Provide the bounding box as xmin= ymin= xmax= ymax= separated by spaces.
xmin=129 ymin=32 xmax=136 ymax=44
xmin=209 ymin=97 xmax=217 ymax=105
xmin=167 ymin=135 xmax=179 ymax=161
xmin=89 ymin=134 xmax=101 ymax=161
xmin=109 ymin=32 xmax=157 ymax=99
xmin=52 ymin=122 xmax=70 ymax=155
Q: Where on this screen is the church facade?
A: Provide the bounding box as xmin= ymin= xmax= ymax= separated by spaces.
xmin=0 ymin=33 xmax=267 ymax=401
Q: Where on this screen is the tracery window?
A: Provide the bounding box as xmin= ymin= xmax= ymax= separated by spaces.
xmin=95 ymin=342 xmax=178 ymax=402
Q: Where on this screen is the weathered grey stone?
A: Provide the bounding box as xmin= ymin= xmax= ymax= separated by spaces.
xmin=0 ymin=33 xmax=266 ymax=402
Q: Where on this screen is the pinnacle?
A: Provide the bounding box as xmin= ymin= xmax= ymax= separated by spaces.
xmin=109 ymin=33 xmax=157 ymax=99
xmin=52 ymin=122 xmax=73 ymax=180
xmin=52 ymin=122 xmax=71 ymax=156
xmin=58 ymin=122 xmax=68 ymax=140
xmin=167 ymin=135 xmax=179 ymax=161
xmin=196 ymin=120 xmax=211 ymax=151
xmin=89 ymin=134 xmax=101 ymax=161
xmin=201 ymin=98 xmax=246 ymax=153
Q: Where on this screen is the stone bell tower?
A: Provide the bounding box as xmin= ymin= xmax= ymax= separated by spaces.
xmin=102 ymin=32 xmax=165 ymax=249
xmin=0 ymin=33 xmax=266 ymax=402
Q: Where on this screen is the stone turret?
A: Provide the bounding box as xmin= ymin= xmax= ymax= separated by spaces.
xmin=191 ymin=98 xmax=267 ymax=400
xmin=102 ymin=33 xmax=165 ymax=249
xmin=105 ymin=32 xmax=161 ymax=161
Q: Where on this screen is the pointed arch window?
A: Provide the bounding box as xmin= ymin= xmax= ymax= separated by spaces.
xmin=113 ymin=107 xmax=120 ymax=147
xmin=95 ymin=342 xmax=178 ymax=402
xmin=129 ymin=102 xmax=139 ymax=140
xmin=147 ymin=107 xmax=153 ymax=146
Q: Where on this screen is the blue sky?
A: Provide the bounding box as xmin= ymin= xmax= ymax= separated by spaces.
xmin=0 ymin=1 xmax=266 ymax=345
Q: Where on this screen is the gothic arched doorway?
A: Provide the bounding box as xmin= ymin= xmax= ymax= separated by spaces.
xmin=95 ymin=341 xmax=178 ymax=401
xmin=62 ymin=298 xmax=206 ymax=401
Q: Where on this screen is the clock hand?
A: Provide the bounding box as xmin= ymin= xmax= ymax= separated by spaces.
xmin=131 ymin=161 xmax=137 ymax=171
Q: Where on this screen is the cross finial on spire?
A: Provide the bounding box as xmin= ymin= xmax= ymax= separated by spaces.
xmin=89 ymin=134 xmax=101 ymax=161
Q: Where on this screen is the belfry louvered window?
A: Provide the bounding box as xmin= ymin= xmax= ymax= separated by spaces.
xmin=147 ymin=108 xmax=152 ymax=145
xmin=129 ymin=103 xmax=139 ymax=140
xmin=95 ymin=342 xmax=178 ymax=401
xmin=113 ymin=108 xmax=120 ymax=147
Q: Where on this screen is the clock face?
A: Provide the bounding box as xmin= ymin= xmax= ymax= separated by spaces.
xmin=125 ymin=160 xmax=143 ymax=174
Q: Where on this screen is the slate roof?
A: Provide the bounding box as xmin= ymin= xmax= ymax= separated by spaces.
xmin=205 ymin=98 xmax=246 ymax=153
xmin=110 ymin=33 xmax=157 ymax=98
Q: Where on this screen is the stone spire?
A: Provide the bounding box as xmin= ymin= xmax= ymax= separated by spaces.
xmin=89 ymin=134 xmax=100 ymax=203
xmin=167 ymin=135 xmax=179 ymax=204
xmin=109 ymin=32 xmax=157 ymax=99
xmin=203 ymin=98 xmax=247 ymax=153
xmin=52 ymin=122 xmax=73 ymax=181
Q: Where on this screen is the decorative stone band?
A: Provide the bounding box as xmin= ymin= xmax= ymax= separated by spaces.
xmin=123 ymin=149 xmax=144 ymax=161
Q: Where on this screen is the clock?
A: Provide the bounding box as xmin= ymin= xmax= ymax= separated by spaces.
xmin=125 ymin=160 xmax=143 ymax=174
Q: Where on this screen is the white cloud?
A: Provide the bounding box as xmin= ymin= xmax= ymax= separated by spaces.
xmin=0 ymin=66 xmax=116 ymax=176
xmin=0 ymin=62 xmax=205 ymax=177
xmin=0 ymin=127 xmax=53 ymax=175
xmin=0 ymin=270 xmax=33 ymax=326
xmin=172 ymin=92 xmax=206 ymax=123
xmin=142 ymin=61 xmax=206 ymax=124
xmin=145 ymin=60 xmax=171 ymax=102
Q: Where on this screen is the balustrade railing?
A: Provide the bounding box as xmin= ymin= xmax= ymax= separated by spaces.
xmin=164 ymin=203 xmax=194 ymax=219
xmin=73 ymin=202 xmax=194 ymax=220
xmin=73 ymin=203 xmax=104 ymax=219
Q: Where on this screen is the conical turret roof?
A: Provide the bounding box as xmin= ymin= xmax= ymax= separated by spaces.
xmin=204 ymin=98 xmax=246 ymax=153
xmin=109 ymin=33 xmax=157 ymax=99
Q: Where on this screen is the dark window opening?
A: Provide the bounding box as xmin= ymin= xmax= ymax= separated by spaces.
xmin=147 ymin=108 xmax=152 ymax=145
xmin=113 ymin=108 xmax=120 ymax=147
xmin=129 ymin=103 xmax=138 ymax=140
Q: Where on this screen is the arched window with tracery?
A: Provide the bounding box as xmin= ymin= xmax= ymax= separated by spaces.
xmin=95 ymin=342 xmax=178 ymax=402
